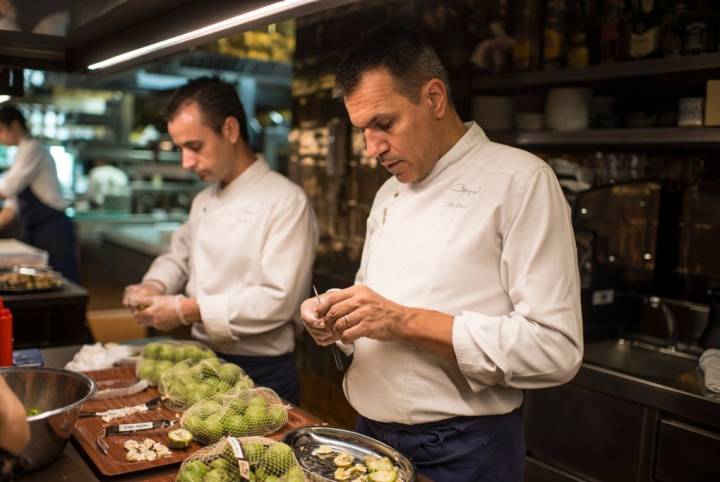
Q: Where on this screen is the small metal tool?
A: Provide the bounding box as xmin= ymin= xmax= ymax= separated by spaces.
xmin=313 ymin=285 xmax=345 ymax=372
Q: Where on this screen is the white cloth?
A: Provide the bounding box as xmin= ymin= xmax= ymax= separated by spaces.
xmin=0 ymin=138 xmax=66 ymax=211
xmin=143 ymin=158 xmax=318 ymax=356
xmin=700 ymin=349 xmax=720 ymax=393
xmin=65 ymin=343 xmax=139 ymax=371
xmin=343 ymin=122 xmax=583 ymax=424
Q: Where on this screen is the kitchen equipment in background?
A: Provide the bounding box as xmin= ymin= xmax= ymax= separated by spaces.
xmin=0 ymin=239 xmax=48 ymax=268
xmin=677 ymin=182 xmax=720 ymax=300
xmin=0 ymin=366 xmax=96 ymax=472
xmin=574 ymin=182 xmax=661 ymax=290
xmin=700 ymin=288 xmax=720 ymax=348
xmin=472 ymin=95 xmax=514 ymax=131
xmin=590 ymin=96 xmax=618 ymax=128
xmin=677 ymin=97 xmax=704 ymax=127
xmin=545 ymin=87 xmax=592 ymax=131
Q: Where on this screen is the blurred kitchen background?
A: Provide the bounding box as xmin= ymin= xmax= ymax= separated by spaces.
xmin=2 ymin=1 xmax=720 ymax=480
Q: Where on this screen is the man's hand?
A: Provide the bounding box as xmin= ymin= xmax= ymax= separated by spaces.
xmin=123 ymin=281 xmax=164 ymax=311
xmin=300 ymin=296 xmax=340 ymax=346
xmin=319 ymin=285 xmax=410 ymax=345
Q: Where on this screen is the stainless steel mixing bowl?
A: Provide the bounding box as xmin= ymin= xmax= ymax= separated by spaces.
xmin=0 ymin=366 xmax=96 ymax=472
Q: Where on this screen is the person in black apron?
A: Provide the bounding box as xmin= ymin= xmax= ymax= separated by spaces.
xmin=0 ymin=105 xmax=78 ymax=282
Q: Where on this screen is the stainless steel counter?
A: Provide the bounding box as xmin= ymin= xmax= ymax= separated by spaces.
xmin=100 ymin=224 xmax=178 ymax=257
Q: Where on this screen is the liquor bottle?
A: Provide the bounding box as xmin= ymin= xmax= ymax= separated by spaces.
xmin=543 ymin=0 xmax=567 ymax=70
xmin=567 ymin=0 xmax=591 ymax=68
xmin=513 ymin=0 xmax=542 ymax=71
xmin=600 ymin=0 xmax=629 ymax=63
xmin=661 ymin=2 xmax=688 ymax=57
xmin=682 ymin=0 xmax=718 ymax=54
xmin=628 ymin=0 xmax=661 ymax=59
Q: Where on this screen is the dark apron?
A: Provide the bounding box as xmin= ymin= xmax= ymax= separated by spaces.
xmin=356 ymin=408 xmax=525 ymax=482
xmin=18 ymin=187 xmax=78 ymax=282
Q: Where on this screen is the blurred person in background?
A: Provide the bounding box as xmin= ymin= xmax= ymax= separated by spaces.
xmin=123 ymin=78 xmax=317 ymax=405
xmin=0 ymin=105 xmax=78 ymax=282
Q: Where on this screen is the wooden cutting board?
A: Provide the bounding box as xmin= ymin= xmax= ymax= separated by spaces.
xmin=73 ymin=366 xmax=323 ymax=477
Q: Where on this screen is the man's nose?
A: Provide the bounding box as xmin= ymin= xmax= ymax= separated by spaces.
xmin=181 ymin=152 xmax=196 ymax=170
xmin=364 ymin=131 xmax=389 ymax=159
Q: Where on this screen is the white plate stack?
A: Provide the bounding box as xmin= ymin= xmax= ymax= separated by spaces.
xmin=472 ymin=96 xmax=514 ymax=131
xmin=545 ymin=88 xmax=592 ymax=131
xmin=515 ymin=113 xmax=544 ymax=131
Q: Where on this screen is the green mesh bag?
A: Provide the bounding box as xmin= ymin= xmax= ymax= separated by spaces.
xmin=176 ymin=436 xmax=305 ymax=482
xmin=181 ymin=387 xmax=288 ymax=445
xmin=136 ymin=340 xmax=215 ymax=386
xmin=159 ymin=358 xmax=254 ymax=411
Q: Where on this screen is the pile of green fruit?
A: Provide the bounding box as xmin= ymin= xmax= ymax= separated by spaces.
xmin=159 ymin=358 xmax=254 ymax=411
xmin=176 ymin=437 xmax=304 ymax=482
xmin=136 ymin=341 xmax=214 ymax=386
xmin=181 ymin=388 xmax=287 ymax=444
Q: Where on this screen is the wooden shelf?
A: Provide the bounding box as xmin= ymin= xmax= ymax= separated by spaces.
xmin=488 ymin=128 xmax=720 ymax=149
xmin=473 ymin=53 xmax=720 ymax=92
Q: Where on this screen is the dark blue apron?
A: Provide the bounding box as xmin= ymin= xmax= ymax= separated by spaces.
xmin=356 ymin=408 xmax=525 ymax=482
xmin=17 ymin=187 xmax=78 ymax=282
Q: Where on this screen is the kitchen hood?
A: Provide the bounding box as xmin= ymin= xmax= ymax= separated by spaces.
xmin=0 ymin=0 xmax=358 ymax=73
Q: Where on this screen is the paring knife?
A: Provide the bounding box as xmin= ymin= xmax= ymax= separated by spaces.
xmin=313 ymin=285 xmax=345 ymax=372
xmin=80 ymin=396 xmax=161 ymax=418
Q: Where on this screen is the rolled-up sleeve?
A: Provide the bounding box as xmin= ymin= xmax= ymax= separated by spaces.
xmin=199 ymin=192 xmax=317 ymax=343
xmin=453 ymin=166 xmax=583 ymax=391
xmin=142 ymin=221 xmax=192 ymax=294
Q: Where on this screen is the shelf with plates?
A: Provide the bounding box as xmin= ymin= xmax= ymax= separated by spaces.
xmin=489 ymin=128 xmax=720 ymax=149
xmin=472 ymin=53 xmax=720 ymax=92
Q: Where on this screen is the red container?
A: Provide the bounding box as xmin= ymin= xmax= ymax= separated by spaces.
xmin=0 ymin=297 xmax=13 ymax=366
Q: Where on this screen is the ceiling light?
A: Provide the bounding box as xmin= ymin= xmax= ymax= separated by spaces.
xmin=88 ymin=0 xmax=318 ymax=71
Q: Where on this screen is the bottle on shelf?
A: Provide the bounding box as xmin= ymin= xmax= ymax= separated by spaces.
xmin=600 ymin=0 xmax=629 ymax=63
xmin=661 ymin=2 xmax=688 ymax=57
xmin=543 ymin=0 xmax=567 ymax=70
xmin=567 ymin=0 xmax=591 ymax=68
xmin=512 ymin=0 xmax=542 ymax=72
xmin=682 ymin=0 xmax=718 ymax=55
xmin=628 ymin=0 xmax=662 ymax=59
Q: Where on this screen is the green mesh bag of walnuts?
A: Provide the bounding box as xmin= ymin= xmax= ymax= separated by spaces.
xmin=176 ymin=436 xmax=305 ymax=482
xmin=136 ymin=340 xmax=215 ymax=386
xmin=181 ymin=387 xmax=288 ymax=445
xmin=159 ymin=357 xmax=254 ymax=411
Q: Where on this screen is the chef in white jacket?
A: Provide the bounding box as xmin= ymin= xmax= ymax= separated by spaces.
xmin=124 ymin=78 xmax=317 ymax=405
xmin=301 ymin=27 xmax=582 ymax=482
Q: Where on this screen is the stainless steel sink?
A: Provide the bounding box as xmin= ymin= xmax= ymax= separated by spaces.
xmin=584 ymin=338 xmax=700 ymax=385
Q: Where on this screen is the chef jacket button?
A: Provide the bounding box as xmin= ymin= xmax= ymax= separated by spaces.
xmin=394 ymin=192 xmax=399 ymax=198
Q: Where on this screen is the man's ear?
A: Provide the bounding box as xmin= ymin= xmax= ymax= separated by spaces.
xmin=222 ymin=116 xmax=240 ymax=144
xmin=425 ymin=79 xmax=448 ymax=119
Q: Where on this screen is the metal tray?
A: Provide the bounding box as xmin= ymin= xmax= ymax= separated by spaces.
xmin=284 ymin=426 xmax=416 ymax=482
xmin=0 ymin=266 xmax=64 ymax=293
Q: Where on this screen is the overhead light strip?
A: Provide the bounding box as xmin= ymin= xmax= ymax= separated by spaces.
xmin=88 ymin=0 xmax=318 ymax=70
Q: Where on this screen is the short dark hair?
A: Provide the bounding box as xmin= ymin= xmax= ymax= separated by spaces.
xmin=335 ymin=25 xmax=452 ymax=104
xmin=165 ymin=77 xmax=249 ymax=143
xmin=0 ymin=105 xmax=27 ymax=132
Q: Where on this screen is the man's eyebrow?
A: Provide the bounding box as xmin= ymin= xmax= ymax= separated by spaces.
xmin=356 ymin=113 xmax=394 ymax=130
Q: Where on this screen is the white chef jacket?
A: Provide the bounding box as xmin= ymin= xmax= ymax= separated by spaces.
xmin=143 ymin=158 xmax=318 ymax=356
xmin=0 ymin=138 xmax=66 ymax=211
xmin=344 ymin=122 xmax=583 ymax=424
